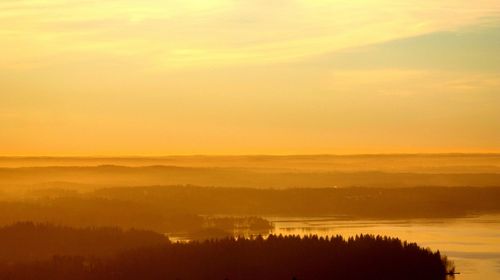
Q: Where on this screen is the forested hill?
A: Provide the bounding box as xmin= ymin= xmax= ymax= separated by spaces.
xmin=94 ymin=185 xmax=500 ymax=218
xmin=0 ymin=233 xmax=453 ymax=280
xmin=0 ymin=222 xmax=169 ymax=262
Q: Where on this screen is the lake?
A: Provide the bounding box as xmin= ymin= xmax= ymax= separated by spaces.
xmin=266 ymin=215 xmax=500 ymax=280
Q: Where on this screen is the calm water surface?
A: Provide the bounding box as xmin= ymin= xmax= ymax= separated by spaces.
xmin=266 ymin=215 xmax=500 ymax=280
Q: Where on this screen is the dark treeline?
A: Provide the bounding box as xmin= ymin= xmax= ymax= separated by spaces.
xmin=93 ymin=185 xmax=500 ymax=218
xmin=0 ymin=222 xmax=169 ymax=262
xmin=0 ymin=233 xmax=453 ymax=280
xmin=0 ymin=198 xmax=200 ymax=233
xmin=0 ymin=198 xmax=272 ymax=236
xmin=1 ymin=186 xmax=499 ymax=238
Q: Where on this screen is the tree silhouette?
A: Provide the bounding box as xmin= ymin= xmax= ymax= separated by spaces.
xmin=0 ymin=232 xmax=453 ymax=280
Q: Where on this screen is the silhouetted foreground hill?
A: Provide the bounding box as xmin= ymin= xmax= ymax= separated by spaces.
xmin=0 ymin=222 xmax=169 ymax=262
xmin=0 ymin=233 xmax=453 ymax=280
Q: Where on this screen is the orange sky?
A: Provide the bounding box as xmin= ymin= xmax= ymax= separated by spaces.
xmin=1 ymin=1 xmax=500 ymax=155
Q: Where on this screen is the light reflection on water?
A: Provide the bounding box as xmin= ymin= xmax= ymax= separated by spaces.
xmin=266 ymin=215 xmax=500 ymax=280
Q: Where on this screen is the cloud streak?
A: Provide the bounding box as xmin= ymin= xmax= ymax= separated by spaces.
xmin=2 ymin=0 xmax=500 ymax=69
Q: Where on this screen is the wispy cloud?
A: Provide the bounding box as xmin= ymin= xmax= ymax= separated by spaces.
xmin=2 ymin=1 xmax=500 ymax=154
xmin=326 ymin=69 xmax=500 ymax=96
xmin=1 ymin=0 xmax=500 ymax=69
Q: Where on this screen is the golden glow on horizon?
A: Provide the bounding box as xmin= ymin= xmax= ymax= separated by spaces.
xmin=1 ymin=0 xmax=500 ymax=155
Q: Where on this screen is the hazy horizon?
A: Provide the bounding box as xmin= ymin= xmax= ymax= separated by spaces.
xmin=2 ymin=152 xmax=500 ymax=158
